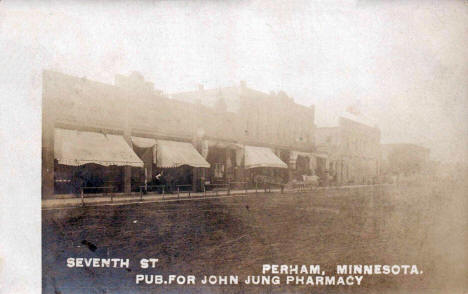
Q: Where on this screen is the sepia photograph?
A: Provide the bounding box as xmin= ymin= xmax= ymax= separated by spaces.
xmin=0 ymin=0 xmax=467 ymax=293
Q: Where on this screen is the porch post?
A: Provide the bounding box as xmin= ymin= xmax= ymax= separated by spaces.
xmin=288 ymin=150 xmax=297 ymax=182
xmin=196 ymin=138 xmax=209 ymax=192
xmin=192 ymin=167 xmax=198 ymax=192
xmin=123 ymin=128 xmax=132 ymax=193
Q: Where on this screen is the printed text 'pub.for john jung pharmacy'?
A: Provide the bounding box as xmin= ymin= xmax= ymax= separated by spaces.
xmin=66 ymin=258 xmax=423 ymax=286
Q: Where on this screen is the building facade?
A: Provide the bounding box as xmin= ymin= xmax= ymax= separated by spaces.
xmin=316 ymin=117 xmax=381 ymax=185
xmin=172 ymin=82 xmax=318 ymax=184
xmin=171 ymin=82 xmax=316 ymax=150
xmin=42 ymin=70 xmax=204 ymax=197
xmin=42 ymin=71 xmax=319 ymax=197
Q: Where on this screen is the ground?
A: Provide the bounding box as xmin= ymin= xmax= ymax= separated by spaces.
xmin=42 ymin=179 xmax=467 ymax=294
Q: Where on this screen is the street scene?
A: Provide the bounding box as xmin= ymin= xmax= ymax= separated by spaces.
xmin=5 ymin=1 xmax=460 ymax=293
xmin=39 ymin=40 xmax=465 ymax=294
xmin=42 ymin=70 xmax=434 ymax=203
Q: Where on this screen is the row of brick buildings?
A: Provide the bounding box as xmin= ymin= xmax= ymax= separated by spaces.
xmin=41 ymin=70 xmax=429 ymax=197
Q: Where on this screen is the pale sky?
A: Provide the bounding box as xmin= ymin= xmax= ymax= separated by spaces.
xmin=1 ymin=0 xmax=467 ymax=162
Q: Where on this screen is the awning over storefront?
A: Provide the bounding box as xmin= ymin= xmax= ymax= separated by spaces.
xmin=207 ymin=140 xmax=243 ymax=149
xmin=294 ymin=151 xmax=328 ymax=159
xmin=54 ymin=128 xmax=144 ymax=167
xmin=131 ymin=136 xmax=156 ymax=148
xmin=295 ymin=151 xmax=313 ymax=158
xmin=155 ymin=140 xmax=210 ymax=168
xmin=244 ymin=146 xmax=288 ymax=169
xmin=312 ymin=152 xmax=328 ymax=159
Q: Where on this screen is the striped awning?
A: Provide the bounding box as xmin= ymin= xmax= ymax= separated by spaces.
xmin=244 ymin=146 xmax=288 ymax=169
xmin=155 ymin=140 xmax=210 ymax=168
xmin=54 ymin=128 xmax=143 ymax=167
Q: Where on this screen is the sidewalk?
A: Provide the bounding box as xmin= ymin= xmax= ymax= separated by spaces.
xmin=42 ymin=188 xmax=279 ymax=209
xmin=42 ymin=184 xmax=392 ymax=210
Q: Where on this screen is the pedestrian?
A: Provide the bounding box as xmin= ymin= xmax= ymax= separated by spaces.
xmin=155 ymin=171 xmax=166 ymax=193
xmin=155 ymin=171 xmax=163 ymax=184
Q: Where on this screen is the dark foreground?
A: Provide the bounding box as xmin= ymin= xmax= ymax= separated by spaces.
xmin=43 ymin=180 xmax=467 ymax=294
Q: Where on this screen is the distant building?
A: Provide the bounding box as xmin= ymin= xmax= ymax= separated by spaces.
xmin=316 ymin=117 xmax=381 ymax=185
xmin=381 ymin=143 xmax=430 ymax=176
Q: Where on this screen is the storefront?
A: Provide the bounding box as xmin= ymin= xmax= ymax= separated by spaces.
xmin=53 ymin=128 xmax=144 ymax=195
xmin=205 ymin=141 xmax=243 ymax=186
xmin=243 ymin=145 xmax=288 ymax=186
xmin=131 ymin=137 xmax=210 ymax=192
xmin=313 ymin=153 xmax=329 ymax=185
xmin=130 ymin=137 xmax=156 ymax=192
xmin=293 ymin=151 xmax=314 ymax=180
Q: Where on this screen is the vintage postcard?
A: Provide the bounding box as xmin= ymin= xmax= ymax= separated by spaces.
xmin=0 ymin=0 xmax=467 ymax=293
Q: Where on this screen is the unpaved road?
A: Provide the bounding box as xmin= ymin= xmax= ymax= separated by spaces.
xmin=43 ymin=181 xmax=467 ymax=294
